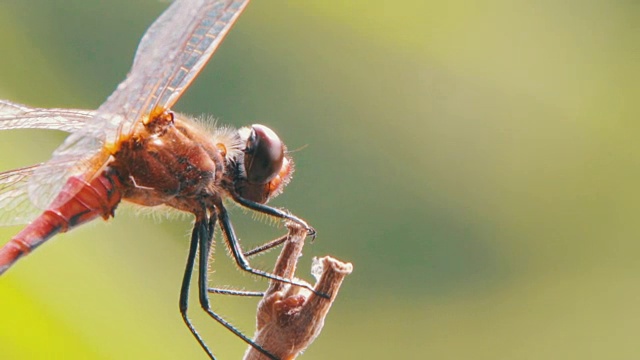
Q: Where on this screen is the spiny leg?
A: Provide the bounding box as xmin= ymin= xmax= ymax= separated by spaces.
xmin=180 ymin=219 xmax=216 ymax=359
xmin=243 ymin=233 xmax=290 ymax=257
xmin=207 ymin=233 xmax=290 ymax=297
xmin=231 ymin=194 xmax=316 ymax=238
xmin=207 ymin=288 xmax=264 ymax=297
xmin=216 ymin=202 xmax=327 ymax=298
xmin=197 ymin=216 xmax=279 ymax=360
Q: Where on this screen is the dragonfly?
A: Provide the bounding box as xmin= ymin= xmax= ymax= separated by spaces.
xmin=0 ymin=1 xmax=318 ymax=359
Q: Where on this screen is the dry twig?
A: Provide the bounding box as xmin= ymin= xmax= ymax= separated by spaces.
xmin=243 ymin=225 xmax=353 ymax=360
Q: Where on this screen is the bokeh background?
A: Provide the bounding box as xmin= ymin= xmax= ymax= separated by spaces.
xmin=1 ymin=1 xmax=639 ymax=359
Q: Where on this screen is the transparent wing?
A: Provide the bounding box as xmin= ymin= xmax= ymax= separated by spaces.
xmin=27 ymin=125 xmax=107 ymax=210
xmin=100 ymin=0 xmax=250 ymax=142
xmin=0 ymin=100 xmax=94 ymax=132
xmin=26 ymin=0 xmax=250 ymax=210
xmin=0 ymin=100 xmax=104 ymax=213
xmin=0 ymin=164 xmax=68 ymax=225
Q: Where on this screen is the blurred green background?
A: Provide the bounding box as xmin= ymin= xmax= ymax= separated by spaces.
xmin=1 ymin=0 xmax=639 ymax=359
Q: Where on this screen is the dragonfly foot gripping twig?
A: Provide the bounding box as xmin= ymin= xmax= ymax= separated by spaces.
xmin=244 ymin=225 xmax=353 ymax=360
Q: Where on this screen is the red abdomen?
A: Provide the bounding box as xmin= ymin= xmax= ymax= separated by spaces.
xmin=0 ymin=168 xmax=122 ymax=274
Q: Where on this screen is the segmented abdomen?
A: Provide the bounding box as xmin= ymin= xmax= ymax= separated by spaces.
xmin=0 ymin=168 xmax=122 ymax=274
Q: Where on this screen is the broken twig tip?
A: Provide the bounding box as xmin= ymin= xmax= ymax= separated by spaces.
xmin=243 ymin=225 xmax=353 ymax=360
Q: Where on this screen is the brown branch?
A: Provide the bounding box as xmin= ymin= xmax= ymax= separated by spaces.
xmin=243 ymin=225 xmax=353 ymax=360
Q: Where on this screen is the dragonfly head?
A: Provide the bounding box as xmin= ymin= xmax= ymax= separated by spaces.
xmin=235 ymin=124 xmax=293 ymax=203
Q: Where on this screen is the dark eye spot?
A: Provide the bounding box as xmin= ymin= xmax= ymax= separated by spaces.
xmin=244 ymin=124 xmax=284 ymax=184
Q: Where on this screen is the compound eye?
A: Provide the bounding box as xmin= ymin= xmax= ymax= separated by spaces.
xmin=244 ymin=124 xmax=284 ymax=184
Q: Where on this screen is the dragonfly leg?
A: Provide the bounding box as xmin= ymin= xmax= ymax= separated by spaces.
xmin=243 ymin=233 xmax=290 ymax=258
xmin=207 ymin=233 xmax=290 ymax=296
xmin=207 ymin=288 xmax=264 ymax=297
xmin=196 ymin=216 xmax=279 ymax=360
xmin=216 ymin=203 xmax=328 ymax=299
xmin=179 ymin=219 xmax=216 ymax=359
xmin=231 ymin=194 xmax=316 ymax=238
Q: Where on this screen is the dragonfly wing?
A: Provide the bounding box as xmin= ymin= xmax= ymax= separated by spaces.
xmin=0 ymin=100 xmax=94 ymax=132
xmin=25 ymin=0 xmax=250 ymax=211
xmin=27 ymin=131 xmax=108 ymax=210
xmin=98 ymin=0 xmax=251 ymax=142
xmin=0 ymin=163 xmax=77 ymax=225
xmin=0 ymin=100 xmax=106 ymax=211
